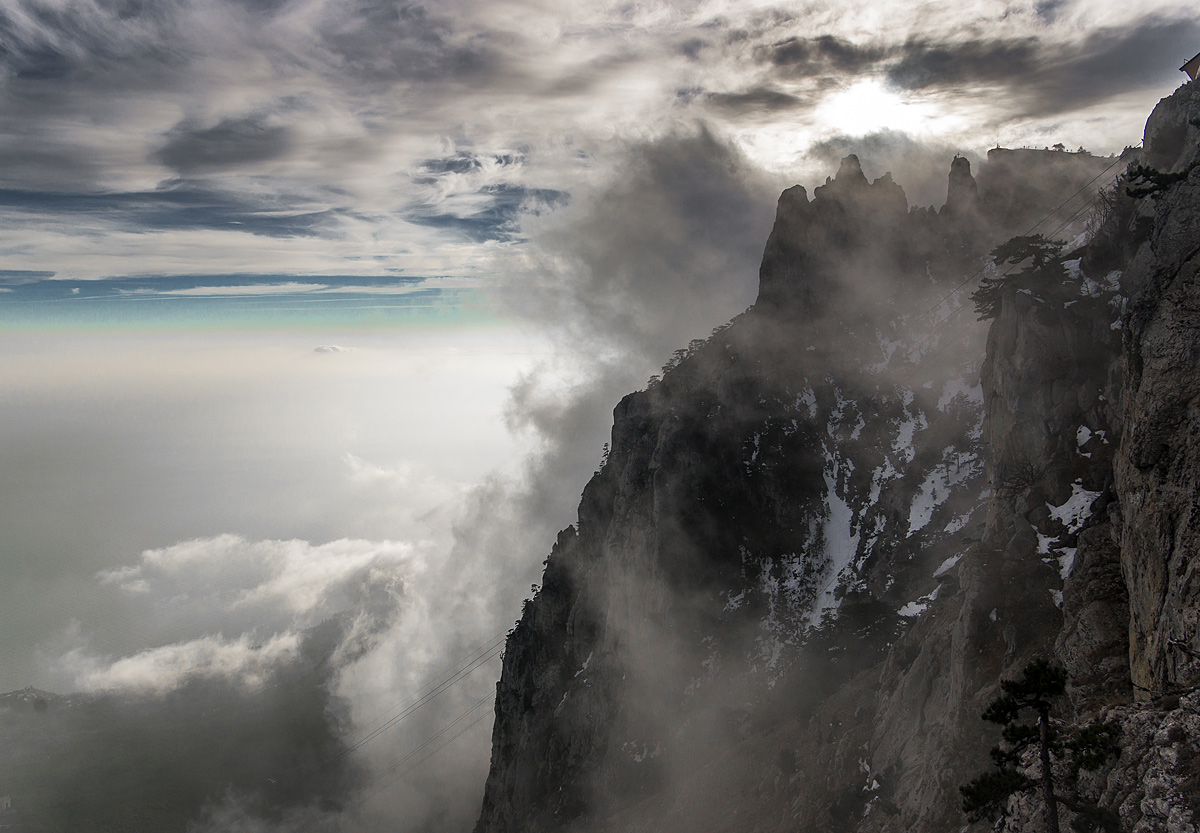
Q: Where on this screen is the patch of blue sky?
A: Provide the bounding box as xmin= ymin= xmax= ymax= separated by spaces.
xmin=0 ymin=274 xmax=497 ymax=331
xmin=0 ymin=184 xmax=336 ymax=237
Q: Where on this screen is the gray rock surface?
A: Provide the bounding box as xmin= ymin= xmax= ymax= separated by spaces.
xmin=1117 ymin=80 xmax=1200 ymax=696
xmin=472 ymin=81 xmax=1200 ymax=833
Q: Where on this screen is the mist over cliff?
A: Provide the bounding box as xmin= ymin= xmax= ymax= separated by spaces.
xmin=472 ymin=80 xmax=1200 ymax=833
xmin=4 ymin=72 xmax=1199 ymax=833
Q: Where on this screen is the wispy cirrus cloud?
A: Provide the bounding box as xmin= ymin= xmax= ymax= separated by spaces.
xmin=117 ymin=281 xmax=330 ymax=296
xmin=0 ymin=0 xmax=1194 ymax=287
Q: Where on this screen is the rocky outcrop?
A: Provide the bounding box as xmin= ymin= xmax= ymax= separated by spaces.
xmin=1141 ymin=82 xmax=1200 ymax=174
xmin=477 ymin=150 xmax=1007 ymax=833
xmin=474 ymin=82 xmax=1200 ymax=833
xmin=986 ymin=79 xmax=1200 ymax=833
xmin=1115 ymin=80 xmax=1200 ymax=697
xmin=978 ymin=146 xmax=1119 ymax=235
xmin=942 ymin=155 xmax=980 ymax=217
xmin=756 ymin=153 xmax=909 ymax=315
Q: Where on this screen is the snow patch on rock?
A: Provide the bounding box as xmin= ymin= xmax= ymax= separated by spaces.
xmin=1048 ymin=480 xmax=1102 ymax=534
xmin=899 ymin=585 xmax=941 ymax=618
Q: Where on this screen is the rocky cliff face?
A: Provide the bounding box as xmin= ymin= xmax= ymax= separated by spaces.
xmin=472 ymin=82 xmax=1200 ymax=833
xmin=1116 ymin=79 xmax=1200 ymax=699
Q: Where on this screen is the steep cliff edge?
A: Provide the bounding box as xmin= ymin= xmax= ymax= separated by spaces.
xmin=1117 ymin=79 xmax=1200 ymax=698
xmin=473 ymin=82 xmax=1200 ymax=833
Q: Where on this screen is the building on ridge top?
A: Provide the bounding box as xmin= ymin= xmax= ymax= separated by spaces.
xmin=1182 ymin=51 xmax=1200 ymax=81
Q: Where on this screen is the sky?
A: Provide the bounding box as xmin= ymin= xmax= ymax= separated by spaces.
xmin=0 ymin=0 xmax=1197 ymax=291
xmin=1 ymin=0 xmax=1198 ymax=830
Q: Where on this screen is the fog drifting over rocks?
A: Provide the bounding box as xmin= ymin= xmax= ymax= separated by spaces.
xmin=2 ymin=1 xmax=1198 ymax=830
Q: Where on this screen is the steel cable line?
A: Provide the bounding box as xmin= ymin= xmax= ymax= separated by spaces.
xmin=325 ymin=634 xmax=505 ymax=766
xmin=912 ymin=151 xmax=1131 ymax=327
xmin=337 ymin=629 xmax=507 ymax=748
xmin=219 ymin=696 xmax=490 ymax=832
xmin=214 ymin=631 xmax=508 ymax=829
xmin=903 ymin=167 xmax=1127 ymax=361
xmin=347 ymin=694 xmax=495 ymax=803
xmin=371 ymin=707 xmax=494 ymax=787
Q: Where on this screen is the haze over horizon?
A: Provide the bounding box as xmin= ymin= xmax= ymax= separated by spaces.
xmin=1 ymin=1 xmax=1198 ymax=830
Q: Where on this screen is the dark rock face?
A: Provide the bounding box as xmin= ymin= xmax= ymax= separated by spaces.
xmin=1141 ymin=82 xmax=1200 ymax=174
xmin=477 ymin=151 xmax=1004 ymax=833
xmin=473 ymin=83 xmax=1200 ymax=833
xmin=756 ymin=152 xmax=911 ymax=315
xmin=1116 ymin=80 xmax=1200 ymax=699
xmin=942 ymin=155 xmax=980 ymax=217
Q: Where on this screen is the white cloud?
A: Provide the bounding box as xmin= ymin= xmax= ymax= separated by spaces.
xmin=120 ymin=282 xmax=330 ymax=296
xmin=100 ymin=534 xmax=422 ymax=626
xmin=64 ymin=631 xmax=302 ymax=694
xmin=312 ymin=278 xmax=483 ymax=293
xmin=1 ymin=0 xmax=1194 ymax=284
xmin=64 ymin=534 xmax=426 ymax=696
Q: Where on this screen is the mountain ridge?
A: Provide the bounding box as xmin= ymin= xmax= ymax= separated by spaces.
xmin=472 ymin=80 xmax=1200 ymax=833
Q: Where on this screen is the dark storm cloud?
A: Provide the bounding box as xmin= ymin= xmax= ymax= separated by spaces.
xmin=758 ymin=34 xmax=888 ymax=77
xmin=156 ymin=115 xmax=295 ymax=174
xmin=0 ymin=0 xmax=488 ymax=96
xmin=0 ymin=0 xmax=497 ymax=188
xmin=888 ymin=16 xmax=1200 ymax=117
xmin=508 ymin=125 xmax=781 ymax=378
xmin=1041 ymin=18 xmax=1200 ymax=109
xmin=886 ymin=37 xmax=1040 ymax=91
xmin=0 ymin=182 xmax=335 ymax=236
xmin=0 ymin=2 xmax=218 ymax=191
xmin=705 ymin=86 xmax=806 ymax=114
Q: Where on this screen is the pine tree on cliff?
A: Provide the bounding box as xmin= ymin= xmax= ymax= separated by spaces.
xmin=971 ymin=235 xmax=1071 ymax=320
xmin=961 ymin=659 xmax=1122 ymax=833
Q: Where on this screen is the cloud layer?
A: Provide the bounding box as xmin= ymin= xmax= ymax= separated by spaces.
xmin=0 ymin=0 xmax=1194 ymax=285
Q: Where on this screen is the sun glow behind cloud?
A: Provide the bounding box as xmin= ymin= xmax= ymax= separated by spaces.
xmin=0 ymin=0 xmax=1192 ymax=288
xmin=814 ymin=79 xmax=955 ymax=139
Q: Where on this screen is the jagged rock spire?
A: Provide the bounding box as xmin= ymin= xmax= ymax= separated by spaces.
xmin=756 ymin=155 xmax=910 ymax=313
xmin=836 ymin=153 xmax=868 ymax=185
xmin=941 ymin=155 xmax=979 ymax=216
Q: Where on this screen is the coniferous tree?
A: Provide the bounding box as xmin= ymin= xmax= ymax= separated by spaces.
xmin=962 ymin=659 xmax=1122 ymax=833
xmin=971 ymin=235 xmax=1070 ymax=320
